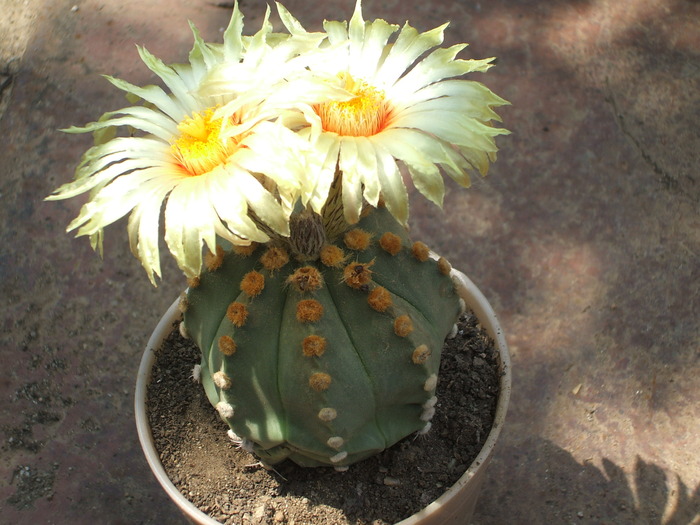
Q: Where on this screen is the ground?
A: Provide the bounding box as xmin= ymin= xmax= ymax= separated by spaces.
xmin=0 ymin=0 xmax=698 ymax=524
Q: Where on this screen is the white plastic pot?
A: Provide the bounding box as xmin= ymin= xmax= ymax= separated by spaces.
xmin=135 ymin=268 xmax=511 ymax=524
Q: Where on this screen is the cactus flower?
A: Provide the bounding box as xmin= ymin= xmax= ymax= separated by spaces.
xmin=290 ymin=0 xmax=510 ymax=226
xmin=46 ymin=5 xmax=329 ymax=283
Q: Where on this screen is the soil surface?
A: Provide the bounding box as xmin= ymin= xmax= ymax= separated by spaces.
xmin=147 ymin=313 xmax=499 ymax=525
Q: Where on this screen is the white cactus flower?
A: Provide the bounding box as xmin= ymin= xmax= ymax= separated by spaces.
xmin=47 ymin=3 xmax=325 ymax=283
xmin=49 ymin=0 xmax=509 ymax=283
xmin=292 ymin=0 xmax=510 ymax=226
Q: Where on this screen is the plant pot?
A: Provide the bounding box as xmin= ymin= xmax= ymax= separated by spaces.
xmin=135 ymin=268 xmax=511 ymax=525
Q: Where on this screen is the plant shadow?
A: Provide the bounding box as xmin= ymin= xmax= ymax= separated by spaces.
xmin=474 ymin=437 xmax=700 ymax=524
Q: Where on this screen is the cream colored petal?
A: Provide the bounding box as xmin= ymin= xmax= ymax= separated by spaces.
xmin=222 ymin=1 xmax=244 ymax=61
xmin=434 ymin=142 xmax=472 ymax=187
xmin=186 ymin=179 xmax=222 ymax=257
xmin=296 ymin=128 xmax=341 ymax=213
xmin=279 ymin=105 xmax=322 ymax=139
xmin=208 ymin=168 xmax=270 ymax=243
xmin=457 ymin=145 xmax=493 ymax=176
xmin=348 ymin=0 xmax=366 ymax=61
xmin=50 ymin=156 xmax=167 ymax=202
xmin=64 ymin=112 xmax=175 ymax=142
xmin=407 ymin=163 xmax=444 ymax=208
xmin=235 ymin=169 xmax=291 ymax=236
xmin=394 ymin=128 xmax=473 ymax=186
xmin=234 ymin=123 xmax=308 ymax=200
xmin=100 ymin=106 xmax=178 ymax=135
xmin=137 ymin=46 xmax=199 ymax=112
xmin=137 ymin=200 xmax=164 ymax=285
xmin=354 ymin=137 xmax=380 ymax=206
xmin=48 ymin=156 xmax=130 ymax=200
xmin=275 ymin=2 xmax=308 ymax=35
xmin=187 ymin=21 xmax=218 ymax=75
xmin=262 ymin=35 xmax=314 ymax=69
xmin=170 ymin=62 xmax=204 ymax=93
xmin=375 ymin=22 xmax=446 ymax=87
xmin=88 ymin=165 xmax=175 ymax=202
xmin=72 ymin=138 xmax=170 ymax=178
xmin=164 ymin=177 xmax=218 ymax=277
xmin=396 ymin=111 xmax=505 ymax=152
xmin=242 ymin=6 xmax=273 ymax=65
xmin=103 ymin=76 xmax=185 ymax=122
xmin=373 ymin=143 xmax=408 ymax=225
xmin=72 ymin=136 xmax=167 ymax=163
xmin=391 ymin=46 xmax=495 ymax=99
xmin=255 ymin=75 xmax=352 ymax=110
xmin=352 ymin=18 xmax=398 ymax=80
xmin=202 ymin=63 xmax=256 ymax=99
xmin=191 ymin=138 xmax=291 ymax=240
xmin=393 ymin=95 xmax=503 ymax=126
xmin=373 ymin=128 xmax=444 ymax=206
xmin=323 ymin=19 xmax=349 ymax=46
xmin=127 ymin=204 xmax=148 ymax=274
xmin=127 ymin=183 xmax=173 ymax=285
xmin=307 ymin=132 xmax=341 ymax=214
xmin=88 ymin=230 xmax=103 ymax=258
xmin=338 ymin=139 xmax=364 ymax=224
xmin=398 ymin=79 xmax=510 ymax=118
xmin=382 ymin=125 xmax=473 ymax=185
xmin=71 ymin=168 xmax=177 ymax=234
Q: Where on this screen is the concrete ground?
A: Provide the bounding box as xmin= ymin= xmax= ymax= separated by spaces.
xmin=1 ymin=0 xmax=698 ymax=523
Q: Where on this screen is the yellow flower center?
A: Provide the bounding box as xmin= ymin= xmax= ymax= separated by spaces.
xmin=171 ymin=108 xmax=238 ymax=176
xmin=317 ymin=74 xmax=389 ymax=137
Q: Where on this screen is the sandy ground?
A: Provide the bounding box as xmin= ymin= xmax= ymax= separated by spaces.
xmin=1 ymin=0 xmax=698 ymax=524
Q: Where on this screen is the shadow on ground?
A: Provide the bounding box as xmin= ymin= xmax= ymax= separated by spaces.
xmin=475 ymin=438 xmax=700 ymax=525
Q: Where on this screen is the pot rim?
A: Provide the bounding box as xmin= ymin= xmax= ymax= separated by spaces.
xmin=135 ymin=268 xmax=511 ymax=525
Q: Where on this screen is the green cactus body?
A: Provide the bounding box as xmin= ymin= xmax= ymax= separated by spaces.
xmin=183 ymin=207 xmax=461 ymax=467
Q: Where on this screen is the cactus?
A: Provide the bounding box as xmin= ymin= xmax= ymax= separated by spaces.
xmin=183 ymin=206 xmax=461 ymax=467
xmin=47 ymin=0 xmax=507 ymax=471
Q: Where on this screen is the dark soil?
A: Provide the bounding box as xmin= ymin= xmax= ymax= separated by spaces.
xmin=147 ymin=313 xmax=499 ymax=525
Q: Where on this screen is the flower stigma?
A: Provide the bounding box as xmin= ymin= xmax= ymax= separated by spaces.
xmin=317 ymin=73 xmax=389 ymax=137
xmin=171 ymin=108 xmax=238 ymax=176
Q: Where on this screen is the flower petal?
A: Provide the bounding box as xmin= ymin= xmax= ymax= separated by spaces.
xmin=222 ymin=1 xmax=244 ymax=61
xmin=275 ymin=2 xmax=307 ymax=36
xmin=50 ymin=154 xmax=167 ymax=202
xmin=164 ymin=176 xmax=217 ymax=277
xmin=375 ymin=22 xmax=447 ymax=87
xmin=373 ymin=128 xmax=444 ymax=206
xmin=208 ymin=168 xmax=270 ymax=243
xmin=297 ymin=129 xmax=341 ymax=214
xmin=70 ymin=167 xmax=177 ymax=234
xmin=338 ymin=139 xmax=364 ymax=224
xmin=391 ymin=45 xmax=495 ymax=100
xmin=374 ymin=143 xmax=408 ymax=225
xmin=137 ymin=46 xmax=199 ymax=112
xmin=102 ymin=76 xmax=185 ymax=122
xmin=64 ymin=110 xmax=177 ymax=142
xmin=353 ymin=18 xmax=398 ymax=80
xmin=187 ymin=21 xmax=220 ymax=74
xmin=396 ymin=79 xmax=510 ymax=119
xmin=354 ymin=136 xmax=380 ymax=206
xmin=323 ymin=19 xmax=349 ymax=46
xmin=127 ymin=183 xmax=173 ymax=284
xmin=396 ymin=110 xmax=506 ymax=152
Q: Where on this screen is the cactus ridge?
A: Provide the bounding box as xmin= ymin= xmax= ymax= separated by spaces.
xmin=184 ymin=207 xmax=461 ymax=467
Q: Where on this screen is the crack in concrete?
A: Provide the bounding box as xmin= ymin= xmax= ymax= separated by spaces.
xmin=0 ymin=58 xmax=20 ymax=124
xmin=604 ymin=78 xmax=691 ymax=198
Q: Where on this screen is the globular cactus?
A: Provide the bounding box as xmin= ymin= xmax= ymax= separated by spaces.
xmin=183 ymin=206 xmax=461 ymax=467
